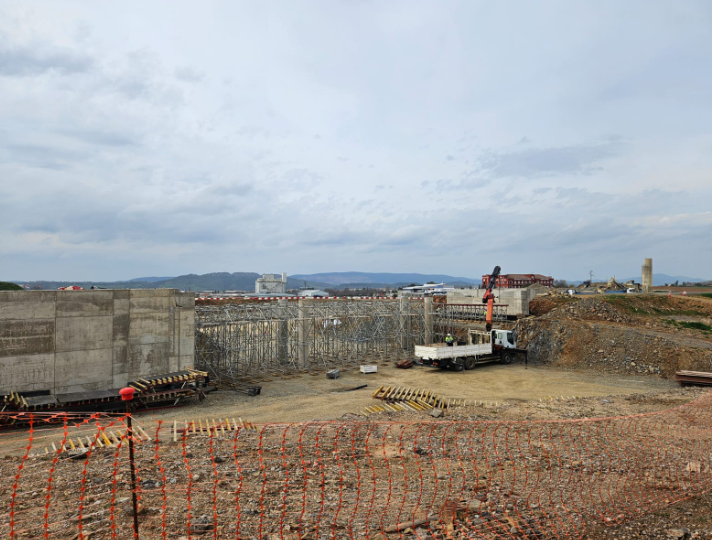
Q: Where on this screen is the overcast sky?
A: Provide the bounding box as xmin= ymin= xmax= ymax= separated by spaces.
xmin=1 ymin=1 xmax=711 ymax=282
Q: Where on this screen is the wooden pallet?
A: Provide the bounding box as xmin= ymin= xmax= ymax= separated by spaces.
xmin=172 ymin=417 xmax=259 ymax=441
xmin=29 ymin=424 xmax=151 ymax=458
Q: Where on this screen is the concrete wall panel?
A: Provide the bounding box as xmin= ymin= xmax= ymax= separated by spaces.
xmin=0 ymin=319 xmax=55 ymax=357
xmin=128 ymin=312 xmax=172 ymax=344
xmin=112 ymin=313 xmax=130 ymax=344
xmin=178 ymin=309 xmax=194 ymax=359
xmin=175 ymin=292 xmax=195 ymax=309
xmin=54 ymin=349 xmax=113 ymax=393
xmin=112 ymin=343 xmax=128 ymax=387
xmin=178 ymin=354 xmax=193 ymax=370
xmin=129 ymin=297 xmax=173 ymax=313
xmin=113 ymin=297 xmax=130 ymax=315
xmin=1 ymin=289 xmax=194 ymax=394
xmin=127 ymin=342 xmax=172 ymax=380
xmin=0 ymin=353 xmax=54 ymax=392
xmin=0 ymin=291 xmax=56 ymax=320
xmin=56 ymin=291 xmax=113 ymax=317
xmin=55 ymin=316 xmax=113 ymax=352
xmin=130 ymin=289 xmax=172 ymax=298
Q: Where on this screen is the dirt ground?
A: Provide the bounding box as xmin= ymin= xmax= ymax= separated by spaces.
xmin=142 ymin=362 xmax=676 ymax=425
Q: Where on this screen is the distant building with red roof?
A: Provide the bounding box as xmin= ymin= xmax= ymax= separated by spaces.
xmin=482 ymin=273 xmax=553 ymax=289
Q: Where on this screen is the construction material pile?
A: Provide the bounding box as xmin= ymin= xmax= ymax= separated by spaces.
xmin=1 ymin=369 xmax=208 ymax=419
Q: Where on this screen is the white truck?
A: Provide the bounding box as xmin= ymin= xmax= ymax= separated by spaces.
xmin=414 ymin=329 xmax=527 ymax=370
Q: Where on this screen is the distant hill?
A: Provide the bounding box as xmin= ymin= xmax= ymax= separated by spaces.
xmin=14 ymin=271 xmax=482 ymax=292
xmin=130 ymin=276 xmax=175 ymax=283
xmin=155 ymin=272 xmax=260 ymax=291
xmin=290 ymin=272 xmax=479 ymax=286
xmin=16 ymin=272 xmax=328 ymax=292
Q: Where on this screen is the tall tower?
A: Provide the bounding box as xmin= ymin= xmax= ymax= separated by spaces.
xmin=641 ymin=258 xmax=653 ymax=293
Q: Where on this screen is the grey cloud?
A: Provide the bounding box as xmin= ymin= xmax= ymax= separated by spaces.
xmin=478 ymin=142 xmax=620 ymax=179
xmin=209 ymin=182 xmax=254 ymax=197
xmin=0 ymin=41 xmax=93 ymax=76
xmin=424 ymin=173 xmax=490 ymax=193
xmin=302 ymin=230 xmax=371 ymax=247
xmin=174 ymin=66 xmax=204 ymax=82
xmin=103 ymin=50 xmax=184 ymax=107
xmin=56 ymin=127 xmax=138 ymax=147
xmin=1 ymin=143 xmax=85 ymax=170
xmin=282 ymin=168 xmax=322 ymax=189
xmin=12 ymin=192 xmax=250 ymax=246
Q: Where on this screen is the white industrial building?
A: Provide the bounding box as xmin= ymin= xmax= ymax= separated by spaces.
xmin=255 ymin=272 xmax=288 ymax=294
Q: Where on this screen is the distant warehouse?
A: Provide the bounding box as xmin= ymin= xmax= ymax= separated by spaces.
xmin=482 ymin=273 xmax=553 ymax=288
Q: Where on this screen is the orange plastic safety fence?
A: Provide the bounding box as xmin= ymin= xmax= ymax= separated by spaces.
xmin=1 ymin=393 xmax=712 ymax=539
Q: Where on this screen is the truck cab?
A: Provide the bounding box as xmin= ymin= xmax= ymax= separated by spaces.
xmin=468 ymin=329 xmax=516 ymax=349
xmin=491 ymin=329 xmax=517 ymax=349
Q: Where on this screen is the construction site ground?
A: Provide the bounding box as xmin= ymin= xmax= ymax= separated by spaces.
xmin=143 ymin=293 xmax=712 ymax=538
xmin=149 ymin=294 xmax=712 ymax=426
xmin=4 ymin=294 xmax=712 ymax=538
xmin=144 ymin=362 xmax=676 ymax=425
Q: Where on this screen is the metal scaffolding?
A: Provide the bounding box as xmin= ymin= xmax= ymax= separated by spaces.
xmin=433 ymin=303 xmax=509 ymax=341
xmin=195 ymin=299 xmax=427 ymax=379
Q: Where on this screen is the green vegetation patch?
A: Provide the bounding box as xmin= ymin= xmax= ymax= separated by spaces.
xmin=0 ymin=281 xmax=23 ymax=291
xmin=700 ymin=293 xmax=712 ymax=299
xmin=602 ymin=296 xmax=649 ymax=314
xmin=679 ymin=321 xmax=712 ymax=332
xmin=664 ymin=319 xmax=712 ymax=334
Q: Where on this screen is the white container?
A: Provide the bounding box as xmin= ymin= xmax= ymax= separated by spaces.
xmin=360 ymin=365 xmax=378 ymax=374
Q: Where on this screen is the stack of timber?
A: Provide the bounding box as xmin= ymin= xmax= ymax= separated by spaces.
xmin=29 ymin=424 xmax=152 ymax=458
xmin=675 ymin=370 xmax=712 ymax=386
xmin=372 ymin=385 xmax=450 ymax=408
xmin=362 ymin=385 xmax=470 ymax=416
xmin=173 ymin=417 xmax=259 ymax=440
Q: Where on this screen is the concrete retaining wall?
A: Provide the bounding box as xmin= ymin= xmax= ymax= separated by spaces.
xmin=446 ymin=288 xmax=540 ymax=316
xmin=0 ymin=289 xmax=194 ymax=394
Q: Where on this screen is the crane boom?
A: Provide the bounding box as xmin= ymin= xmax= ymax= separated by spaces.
xmin=482 ymin=266 xmax=501 ymax=331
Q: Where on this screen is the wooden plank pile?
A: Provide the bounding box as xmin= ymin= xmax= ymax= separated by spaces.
xmin=1 ymin=369 xmax=209 ymax=416
xmin=29 ymin=424 xmax=152 ymax=458
xmin=172 ymin=417 xmax=259 ymax=441
xmin=362 ymin=386 xmax=472 ymax=416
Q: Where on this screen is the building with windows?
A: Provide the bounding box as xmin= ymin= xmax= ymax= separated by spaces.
xmin=255 ymin=272 xmax=288 ymax=294
xmin=481 ymin=273 xmax=554 ymax=289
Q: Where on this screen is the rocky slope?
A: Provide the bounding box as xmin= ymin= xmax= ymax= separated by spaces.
xmin=517 ymin=296 xmax=712 ymax=377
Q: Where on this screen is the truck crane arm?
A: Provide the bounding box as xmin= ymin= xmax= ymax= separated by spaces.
xmin=482 ymin=265 xmax=501 ymax=331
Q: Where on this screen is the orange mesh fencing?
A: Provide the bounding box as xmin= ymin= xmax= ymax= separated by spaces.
xmin=1 ymin=392 xmax=712 ymax=539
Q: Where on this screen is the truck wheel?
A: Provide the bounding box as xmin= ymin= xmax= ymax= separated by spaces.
xmin=501 ymin=352 xmax=513 ymax=365
xmin=464 ymin=357 xmax=476 ymax=370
